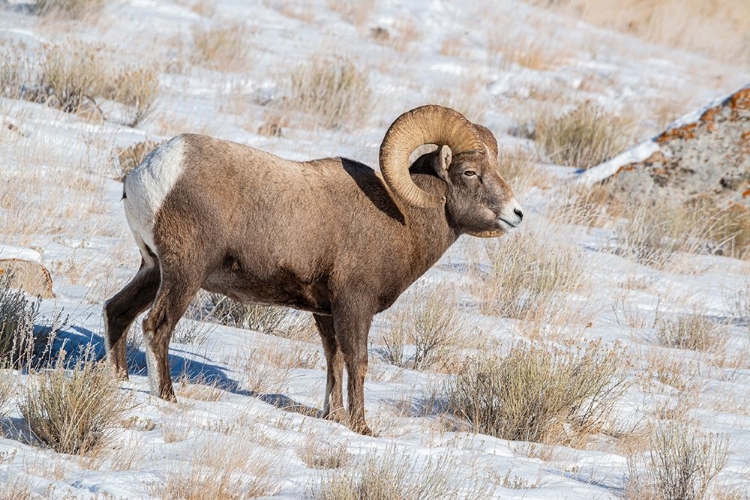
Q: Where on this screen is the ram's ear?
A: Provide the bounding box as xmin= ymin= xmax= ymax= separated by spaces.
xmin=432 ymin=144 xmax=452 ymax=180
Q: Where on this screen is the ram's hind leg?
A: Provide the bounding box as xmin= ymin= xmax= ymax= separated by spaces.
xmin=142 ymin=263 xmax=203 ymax=401
xmin=314 ymin=314 xmax=345 ymax=423
xmin=104 ymin=261 xmax=160 ymax=378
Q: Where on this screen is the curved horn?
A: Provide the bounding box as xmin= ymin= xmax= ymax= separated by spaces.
xmin=379 ymin=105 xmax=484 ymax=208
xmin=473 ymin=123 xmax=498 ymax=157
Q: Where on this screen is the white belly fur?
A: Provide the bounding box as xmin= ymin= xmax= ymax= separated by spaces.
xmin=123 ymin=136 xmax=185 ymax=265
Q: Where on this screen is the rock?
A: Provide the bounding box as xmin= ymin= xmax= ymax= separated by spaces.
xmin=0 ymin=246 xmax=54 ymax=298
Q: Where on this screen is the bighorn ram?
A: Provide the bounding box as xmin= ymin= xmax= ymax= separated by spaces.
xmin=104 ymin=105 xmax=523 ymax=435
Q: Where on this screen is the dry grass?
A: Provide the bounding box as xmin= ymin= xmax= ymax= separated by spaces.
xmin=308 ymin=448 xmax=469 ymax=500
xmin=326 ymin=0 xmax=375 ymax=26
xmin=0 ymin=370 xmax=14 ymax=418
xmin=655 ymin=312 xmax=727 ymax=353
xmin=533 ymin=0 xmax=750 ymax=67
xmin=381 ymin=284 xmax=464 ymax=372
xmin=19 ymin=354 xmax=129 ymax=454
xmin=114 ymin=139 xmax=163 ymax=181
xmin=0 ymin=272 xmax=44 ymax=368
xmin=489 ymin=33 xmax=565 ymax=70
xmin=105 ymin=67 xmax=159 ymax=126
xmin=476 ymin=230 xmax=586 ymax=321
xmin=201 ymin=292 xmax=314 ymax=339
xmin=724 ymin=283 xmax=750 ymax=321
xmin=615 ymin=194 xmax=750 ymax=267
xmin=0 ymin=475 xmax=34 ymax=500
xmin=535 ymin=101 xmax=633 ymax=169
xmin=0 ymin=41 xmax=159 ymax=126
xmin=298 ymin=437 xmax=350 ymax=469
xmin=190 ymin=22 xmax=252 ymax=71
xmin=626 ymin=423 xmax=729 ymax=500
xmin=447 ymin=340 xmax=628 ymax=443
xmin=36 ymin=0 xmax=105 ymax=19
xmin=284 ymin=55 xmax=371 ymax=129
xmin=151 ymin=434 xmax=282 ymax=499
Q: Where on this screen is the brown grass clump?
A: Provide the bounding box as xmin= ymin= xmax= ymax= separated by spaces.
xmin=447 ymin=340 xmax=627 ymax=443
xmin=36 ymin=0 xmax=105 ymax=19
xmin=535 ymin=101 xmax=633 ymax=170
xmin=326 ymin=0 xmax=375 ymax=26
xmin=37 ymin=42 xmax=108 ymax=114
xmin=381 ymin=284 xmax=464 ymax=371
xmin=626 ymin=423 xmax=729 ymax=500
xmin=106 ymin=68 xmax=159 ymax=126
xmin=477 ymin=231 xmax=585 ymax=321
xmin=114 ymin=139 xmax=163 ymax=181
xmin=308 ymin=449 xmax=466 ymax=500
xmin=190 ymin=22 xmax=252 ymax=71
xmin=298 ymin=437 xmax=350 ymax=469
xmin=285 ymin=55 xmax=371 ymax=129
xmin=19 ymin=354 xmax=129 ymax=454
xmin=655 ymin=313 xmax=726 ymax=353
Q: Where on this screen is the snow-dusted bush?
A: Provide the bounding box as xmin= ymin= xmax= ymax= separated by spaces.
xmin=447 ymin=340 xmax=627 ymax=443
xmin=19 ymin=353 xmax=128 ymax=454
xmin=535 ymin=101 xmax=632 ymax=170
xmin=286 ymin=55 xmax=372 ymax=129
xmin=627 ymin=423 xmax=729 ymax=500
xmin=381 ymin=284 xmax=463 ymax=371
xmin=477 ymin=230 xmax=585 ymax=321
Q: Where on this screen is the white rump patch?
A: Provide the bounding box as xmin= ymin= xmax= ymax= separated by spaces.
xmin=123 ymin=136 xmax=186 ymax=258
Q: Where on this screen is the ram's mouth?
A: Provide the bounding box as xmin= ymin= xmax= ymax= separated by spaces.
xmin=498 ymin=217 xmax=518 ymax=230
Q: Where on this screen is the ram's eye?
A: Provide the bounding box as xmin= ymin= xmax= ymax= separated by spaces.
xmin=463 ymin=170 xmax=477 ymax=177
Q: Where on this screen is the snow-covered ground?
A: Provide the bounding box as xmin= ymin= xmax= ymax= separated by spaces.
xmin=1 ymin=1 xmax=748 ymax=498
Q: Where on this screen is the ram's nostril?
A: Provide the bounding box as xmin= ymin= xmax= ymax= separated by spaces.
xmin=514 ymin=208 xmax=523 ymax=221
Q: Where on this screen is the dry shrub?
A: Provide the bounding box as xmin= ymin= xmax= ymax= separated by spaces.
xmin=532 ymin=0 xmax=750 ymax=66
xmin=191 ymin=0 xmax=217 ymax=18
xmin=381 ymin=284 xmax=463 ymax=371
xmin=308 ymin=449 xmax=467 ymax=500
xmin=286 ymin=55 xmax=371 ymax=129
xmin=627 ymin=423 xmax=729 ymax=500
xmin=36 ymin=0 xmax=105 ymax=19
xmin=152 ymin=436 xmax=282 ymax=499
xmin=447 ymin=340 xmax=627 ymax=443
xmin=535 ymin=101 xmax=633 ymax=170
xmin=0 ymin=475 xmax=34 ymax=500
xmin=489 ymin=33 xmax=563 ymax=70
xmin=298 ymin=437 xmax=350 ymax=469
xmin=655 ymin=313 xmax=726 ymax=353
xmin=105 ymin=68 xmax=159 ymax=126
xmin=114 ymin=139 xmax=163 ymax=181
xmin=201 ymin=292 xmax=312 ymax=339
xmin=190 ymin=22 xmax=251 ymax=71
xmin=326 ymin=0 xmax=375 ymax=26
xmin=724 ymin=283 xmax=750 ymax=321
xmin=0 ymin=41 xmax=158 ymax=126
xmin=0 ymin=371 xmax=14 ymax=418
xmin=0 ymin=272 xmax=42 ymax=367
xmin=19 ymin=353 xmax=128 ymax=454
xmin=615 ymin=194 xmax=750 ymax=267
xmin=477 ymin=231 xmax=585 ymax=321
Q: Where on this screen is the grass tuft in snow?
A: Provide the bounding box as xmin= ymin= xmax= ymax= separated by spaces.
xmin=447 ymin=340 xmax=627 ymax=443
xmin=627 ymin=422 xmax=729 ymax=500
xmin=655 ymin=312 xmax=726 ymax=353
xmin=190 ymin=21 xmax=252 ymax=71
xmin=308 ymin=449 xmax=471 ymax=500
xmin=535 ymin=101 xmax=632 ymax=170
xmin=285 ymin=55 xmax=371 ymax=129
xmin=298 ymin=438 xmax=350 ymax=470
xmin=19 ymin=351 xmax=129 ymax=454
xmin=381 ymin=284 xmax=464 ymax=372
xmin=476 ymin=231 xmax=585 ymax=321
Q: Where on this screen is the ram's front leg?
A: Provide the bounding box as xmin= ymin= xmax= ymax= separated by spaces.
xmin=333 ymin=305 xmax=374 ymax=436
xmin=314 ymin=314 xmax=345 ymax=423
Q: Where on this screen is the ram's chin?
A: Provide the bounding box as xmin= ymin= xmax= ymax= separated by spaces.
xmin=467 ymin=229 xmax=504 ymax=238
